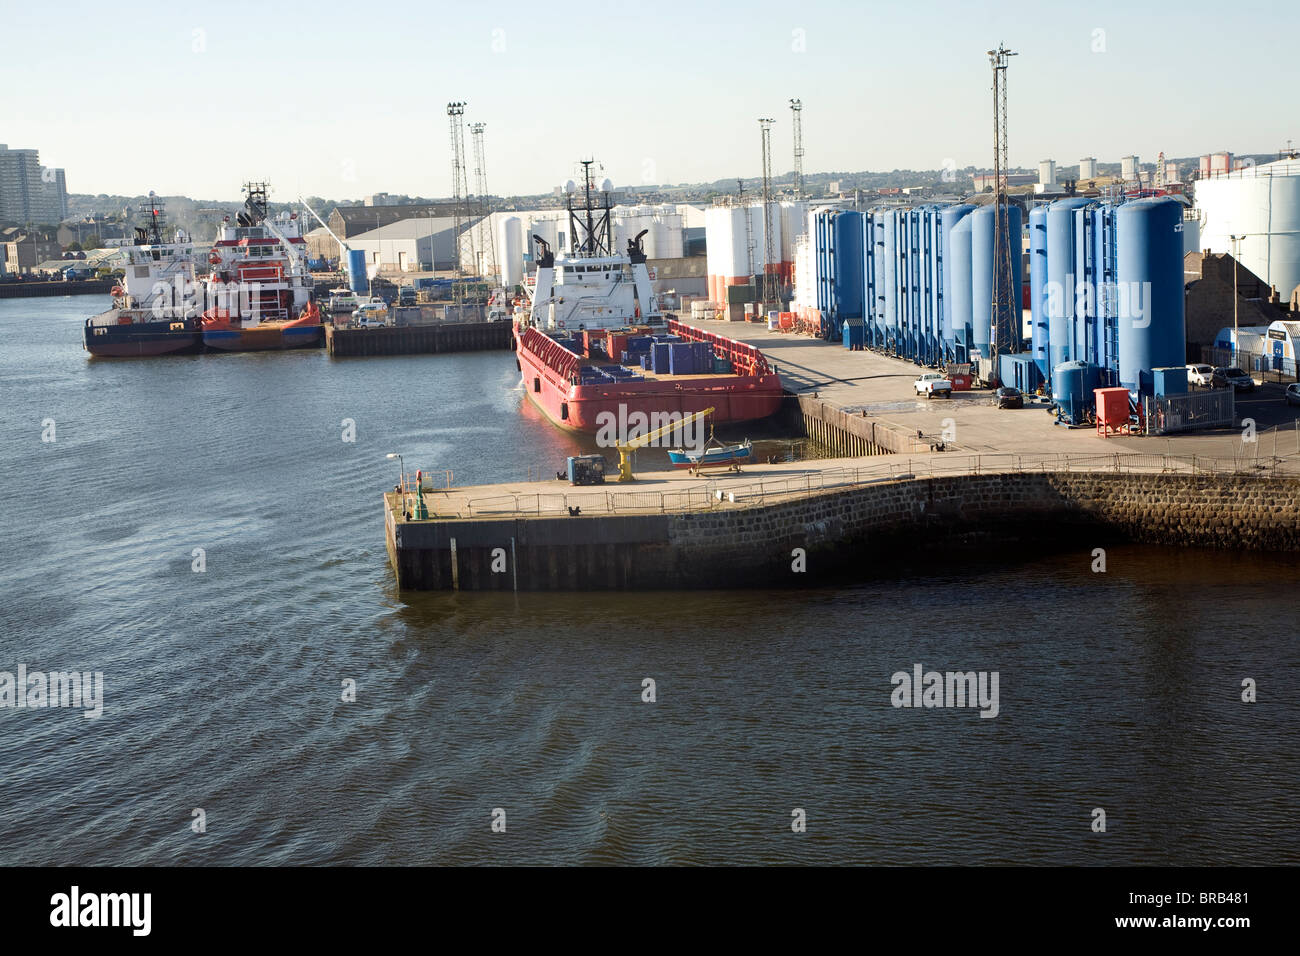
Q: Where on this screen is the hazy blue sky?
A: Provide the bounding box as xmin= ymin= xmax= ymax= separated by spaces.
xmin=4 ymin=0 xmax=1294 ymax=200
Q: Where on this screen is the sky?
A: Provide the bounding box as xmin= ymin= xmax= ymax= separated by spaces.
xmin=3 ymin=0 xmax=1296 ymax=201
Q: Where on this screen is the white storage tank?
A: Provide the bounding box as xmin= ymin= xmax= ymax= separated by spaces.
xmin=500 ymin=216 xmax=523 ymax=287
xmin=1195 ymin=159 xmax=1300 ymax=303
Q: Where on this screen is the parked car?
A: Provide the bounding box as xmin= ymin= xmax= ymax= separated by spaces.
xmin=352 ymin=301 xmax=389 ymax=328
xmin=1186 ymin=363 xmax=1215 ymax=388
xmin=1285 ymin=383 xmax=1300 ymax=407
xmin=1211 ymin=367 xmax=1255 ymax=392
xmin=914 ymin=372 xmax=953 ymax=399
xmin=993 ymin=386 xmax=1024 ymax=409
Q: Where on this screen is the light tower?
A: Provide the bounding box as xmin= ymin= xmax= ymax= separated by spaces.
xmin=759 ymin=117 xmax=778 ymax=306
xmin=789 ymin=98 xmax=804 ymax=200
xmin=469 ymin=122 xmax=498 ymax=286
xmin=988 ymin=43 xmax=1018 ymax=358
xmin=447 ymin=101 xmax=471 ymax=305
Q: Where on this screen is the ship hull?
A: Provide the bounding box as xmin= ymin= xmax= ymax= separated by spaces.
xmin=202 ymin=324 xmax=324 ymax=352
xmin=83 ymin=317 xmax=203 ymax=357
xmin=515 ymin=329 xmax=783 ymax=434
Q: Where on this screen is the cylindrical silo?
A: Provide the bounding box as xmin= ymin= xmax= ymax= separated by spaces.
xmin=346 ymin=248 xmax=367 ymax=293
xmin=833 ymin=210 xmax=864 ymax=319
xmin=923 ymin=206 xmax=943 ymax=366
xmin=1071 ymin=203 xmax=1095 ymax=366
xmin=948 ymin=214 xmax=974 ymax=362
xmin=1193 ymin=160 xmax=1300 ymax=305
xmin=1116 ymin=197 xmax=1187 ymax=395
xmin=500 ymin=216 xmax=523 ymax=287
xmin=879 ymin=210 xmax=898 ymax=354
xmin=940 ymin=204 xmax=975 ymax=355
xmin=1028 ymin=205 xmax=1048 ymax=375
xmin=863 ymin=212 xmax=880 ymax=348
xmin=1045 ymin=197 xmax=1095 ymax=374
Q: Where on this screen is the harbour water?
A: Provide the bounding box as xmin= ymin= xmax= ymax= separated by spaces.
xmin=0 ymin=297 xmax=1297 ymax=865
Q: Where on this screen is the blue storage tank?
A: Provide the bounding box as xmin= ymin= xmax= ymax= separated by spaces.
xmin=1116 ymin=197 xmax=1187 ymax=396
xmin=1053 ymin=360 xmax=1105 ymax=425
xmin=948 ymin=214 xmax=974 ymax=362
xmin=1028 ymin=205 xmax=1049 ymax=376
xmin=861 ymin=212 xmax=877 ymax=347
xmin=833 ymin=211 xmax=865 ymax=320
xmin=878 ymin=211 xmax=898 ymax=354
xmin=970 ymin=203 xmax=1023 ymax=357
xmin=940 ymin=204 xmax=975 ymax=357
xmin=1071 ymin=204 xmax=1100 ymax=367
xmin=1089 ymin=204 xmax=1118 ymax=374
xmin=1045 ymin=197 xmax=1094 ymax=375
xmin=346 ymin=248 xmax=367 ymax=294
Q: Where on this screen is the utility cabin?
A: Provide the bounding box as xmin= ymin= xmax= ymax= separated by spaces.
xmin=566 ymin=455 xmax=606 ymax=486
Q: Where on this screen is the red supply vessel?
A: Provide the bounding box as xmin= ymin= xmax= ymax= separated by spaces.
xmin=512 ymin=161 xmax=783 ymax=434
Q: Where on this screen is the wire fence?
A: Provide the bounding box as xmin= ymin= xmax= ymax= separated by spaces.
xmin=387 ymin=450 xmax=1300 ymax=521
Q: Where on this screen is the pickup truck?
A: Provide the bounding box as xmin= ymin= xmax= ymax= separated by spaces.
xmin=914 ymin=372 xmax=953 ymax=399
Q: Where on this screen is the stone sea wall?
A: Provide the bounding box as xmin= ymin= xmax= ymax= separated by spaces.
xmin=388 ymin=472 xmax=1300 ymax=590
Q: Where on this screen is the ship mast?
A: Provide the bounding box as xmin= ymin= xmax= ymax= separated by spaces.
xmin=138 ymin=192 xmax=166 ymax=245
xmin=567 ymin=160 xmax=612 ymax=258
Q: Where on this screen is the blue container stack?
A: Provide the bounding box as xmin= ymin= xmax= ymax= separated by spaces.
xmin=620 ymin=334 xmax=655 ymax=368
xmin=668 ymin=342 xmax=695 ymax=375
xmin=651 ymin=342 xmax=672 ymax=373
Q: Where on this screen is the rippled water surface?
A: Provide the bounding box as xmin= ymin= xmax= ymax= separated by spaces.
xmin=0 ymin=297 xmax=1296 ymax=865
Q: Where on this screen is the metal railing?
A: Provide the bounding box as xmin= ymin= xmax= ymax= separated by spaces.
xmin=389 ymin=450 xmax=1300 ymax=521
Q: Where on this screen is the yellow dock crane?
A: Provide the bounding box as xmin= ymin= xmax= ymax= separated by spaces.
xmin=615 ymin=406 xmax=715 ymax=482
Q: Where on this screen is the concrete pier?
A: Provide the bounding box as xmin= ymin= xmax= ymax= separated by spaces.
xmin=326 ymin=320 xmax=511 ymax=357
xmin=380 ymin=314 xmax=1300 ymax=590
xmin=385 ymin=454 xmax=1300 ymax=590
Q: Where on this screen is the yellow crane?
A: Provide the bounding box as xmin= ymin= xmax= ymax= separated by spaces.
xmin=615 ymin=406 xmax=715 ymax=482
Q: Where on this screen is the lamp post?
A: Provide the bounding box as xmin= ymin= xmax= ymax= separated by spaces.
xmin=1229 ymin=234 xmax=1244 ymax=365
xmin=386 ymin=452 xmax=405 ymax=491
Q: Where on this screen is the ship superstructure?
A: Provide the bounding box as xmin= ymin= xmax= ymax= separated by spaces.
xmin=199 ymin=182 xmax=322 ymax=351
xmin=513 ymin=162 xmax=783 ymax=433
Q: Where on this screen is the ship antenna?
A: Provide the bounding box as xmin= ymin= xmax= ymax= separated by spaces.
xmin=582 ymin=159 xmax=596 ymax=257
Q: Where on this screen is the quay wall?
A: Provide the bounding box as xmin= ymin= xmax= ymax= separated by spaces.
xmin=794 ymin=394 xmax=928 ymax=456
xmin=0 ymin=279 xmax=114 ymax=299
xmin=388 ymin=471 xmax=1300 ymax=590
xmin=327 ymin=320 xmax=512 ymax=357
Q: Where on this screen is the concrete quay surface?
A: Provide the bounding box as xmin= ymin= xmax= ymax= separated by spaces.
xmin=688 ymin=317 xmax=1300 ymax=460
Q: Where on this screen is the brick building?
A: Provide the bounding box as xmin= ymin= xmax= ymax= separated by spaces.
xmin=1184 ymin=251 xmax=1288 ymax=349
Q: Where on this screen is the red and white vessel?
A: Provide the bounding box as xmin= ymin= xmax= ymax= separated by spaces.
xmin=513 ymin=162 xmax=783 ymax=433
xmin=200 ymin=182 xmax=322 ymax=351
